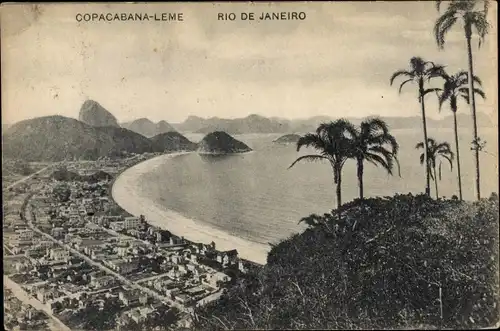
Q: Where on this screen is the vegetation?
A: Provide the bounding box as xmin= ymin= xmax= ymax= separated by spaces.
xmin=390 ymin=56 xmax=445 ymax=197
xmin=289 ymin=118 xmax=400 ymax=206
xmin=192 ymin=194 xmax=499 ymax=330
xmin=437 ymin=70 xmax=486 ymax=200
xmin=435 ymin=0 xmax=491 ymax=200
xmin=416 ymin=139 xmax=455 ymax=199
xmin=51 ymin=167 xmax=113 ymax=183
xmin=52 ymin=183 xmax=71 ymax=202
xmin=350 ymin=117 xmax=400 ymax=199
xmin=289 ymin=119 xmax=355 ymax=209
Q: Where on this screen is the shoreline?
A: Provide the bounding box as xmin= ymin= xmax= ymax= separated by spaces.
xmin=111 ymin=152 xmax=269 ymax=265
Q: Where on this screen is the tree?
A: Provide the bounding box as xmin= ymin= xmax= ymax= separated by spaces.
xmin=435 ymin=0 xmax=491 ymax=200
xmin=52 ymin=183 xmax=71 ymax=202
xmin=438 ymin=70 xmax=486 ymax=200
xmin=288 ymin=119 xmax=356 ymax=209
xmin=390 ymin=57 xmax=444 ymax=196
xmin=350 ymin=117 xmax=400 ymax=199
xmin=416 ymin=138 xmax=454 ymax=199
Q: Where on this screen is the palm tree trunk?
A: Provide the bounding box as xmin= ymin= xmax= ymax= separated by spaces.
xmin=434 ymin=165 xmax=439 ymax=199
xmin=465 ymin=25 xmax=481 ymax=200
xmin=336 ymin=167 xmax=342 ymax=210
xmin=453 ymin=111 xmax=463 ymax=200
xmin=357 ymin=158 xmax=364 ymax=199
xmin=420 ymin=86 xmax=431 ymax=196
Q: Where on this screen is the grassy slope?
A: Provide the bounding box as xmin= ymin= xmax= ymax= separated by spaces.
xmin=192 ymin=194 xmax=499 ymax=330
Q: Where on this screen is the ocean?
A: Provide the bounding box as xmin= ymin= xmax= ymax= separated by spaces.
xmin=128 ymin=128 xmax=498 ymax=248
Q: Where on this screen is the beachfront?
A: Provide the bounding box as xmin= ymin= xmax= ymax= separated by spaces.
xmin=111 ymin=152 xmax=269 ymax=265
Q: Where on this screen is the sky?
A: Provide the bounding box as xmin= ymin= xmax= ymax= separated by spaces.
xmin=1 ymin=2 xmax=497 ymax=124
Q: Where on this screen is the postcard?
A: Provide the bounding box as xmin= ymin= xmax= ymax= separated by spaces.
xmin=2 ymin=2 xmax=498 ymax=330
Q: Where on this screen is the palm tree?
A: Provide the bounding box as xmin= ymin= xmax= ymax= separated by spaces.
xmin=416 ymin=138 xmax=455 ymax=199
xmin=350 ymin=117 xmax=400 ymax=199
xmin=390 ymin=56 xmax=444 ymax=196
xmin=435 ymin=0 xmax=490 ymax=200
xmin=438 ymin=70 xmax=486 ymax=200
xmin=288 ymin=119 xmax=356 ymax=210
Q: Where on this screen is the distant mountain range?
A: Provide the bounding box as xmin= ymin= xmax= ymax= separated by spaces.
xmin=121 ymin=118 xmax=177 ymax=137
xmin=2 ymin=98 xmax=495 ymax=162
xmin=171 ymin=113 xmax=495 ymax=134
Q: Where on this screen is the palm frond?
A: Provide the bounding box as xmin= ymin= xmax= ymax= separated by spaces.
xmin=438 ymin=88 xmax=453 ymax=110
xmin=288 ymin=154 xmax=331 ymax=170
xmin=390 ymin=70 xmax=412 ymax=86
xmin=423 ymin=88 xmax=442 ymax=100
xmin=296 ymin=133 xmax=325 ymax=152
xmin=471 ymin=12 xmax=490 ymax=48
xmin=436 ymin=0 xmax=443 ymax=11
xmin=365 ymin=152 xmax=393 ymax=175
xmin=398 ymin=78 xmax=414 ymax=94
xmin=419 ymin=153 xmax=425 ymax=165
xmin=434 ymin=11 xmax=458 ymax=48
xmin=440 ymin=154 xmax=454 ymax=171
xmin=458 ymin=87 xmax=486 ymax=104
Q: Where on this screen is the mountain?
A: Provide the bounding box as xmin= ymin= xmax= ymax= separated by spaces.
xmin=78 ymin=100 xmax=119 ymax=127
xmin=156 ymin=120 xmax=177 ymax=134
xmin=273 ymin=134 xmax=302 ymax=144
xmin=150 ymin=131 xmax=198 ymax=152
xmin=122 ymin=118 xmax=176 ymax=137
xmin=173 ymin=114 xmax=291 ymax=134
xmin=2 ymin=116 xmax=155 ymax=161
xmin=197 ymin=131 xmax=252 ymax=154
xmin=172 ymin=113 xmax=495 ymax=134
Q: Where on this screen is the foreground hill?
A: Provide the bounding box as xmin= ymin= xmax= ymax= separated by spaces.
xmin=122 ymin=118 xmax=176 ymax=137
xmin=2 ymin=116 xmax=155 ymax=161
xmin=150 ymin=131 xmax=197 ymax=152
xmin=78 ymin=100 xmax=120 ymax=127
xmin=197 ymin=131 xmax=252 ymax=154
xmin=193 ymin=194 xmax=499 ymax=330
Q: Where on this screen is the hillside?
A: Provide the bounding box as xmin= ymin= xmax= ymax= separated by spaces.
xmin=150 ymin=131 xmax=198 ymax=152
xmin=122 ymin=118 xmax=176 ymax=137
xmin=273 ymin=133 xmax=301 ymax=144
xmin=193 ymin=194 xmax=500 ymax=330
xmin=197 ymin=131 xmax=252 ymax=154
xmin=1 ymin=116 xmax=155 ymax=161
xmin=78 ymin=100 xmax=119 ymax=127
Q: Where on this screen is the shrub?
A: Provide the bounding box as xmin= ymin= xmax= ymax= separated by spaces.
xmin=192 ymin=194 xmax=499 ymax=330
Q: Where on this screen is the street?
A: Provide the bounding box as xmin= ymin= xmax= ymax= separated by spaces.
xmin=3 ymin=275 xmax=72 ymax=331
xmin=4 ymin=164 xmax=54 ymax=191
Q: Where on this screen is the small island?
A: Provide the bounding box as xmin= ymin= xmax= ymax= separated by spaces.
xmin=273 ymin=133 xmax=301 ymax=145
xmin=197 ymin=131 xmax=252 ymax=154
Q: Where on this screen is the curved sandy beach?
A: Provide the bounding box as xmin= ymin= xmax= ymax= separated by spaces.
xmin=111 ymin=152 xmax=269 ymax=265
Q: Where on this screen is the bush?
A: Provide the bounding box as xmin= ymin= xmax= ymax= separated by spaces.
xmin=192 ymin=194 xmax=499 ymax=330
